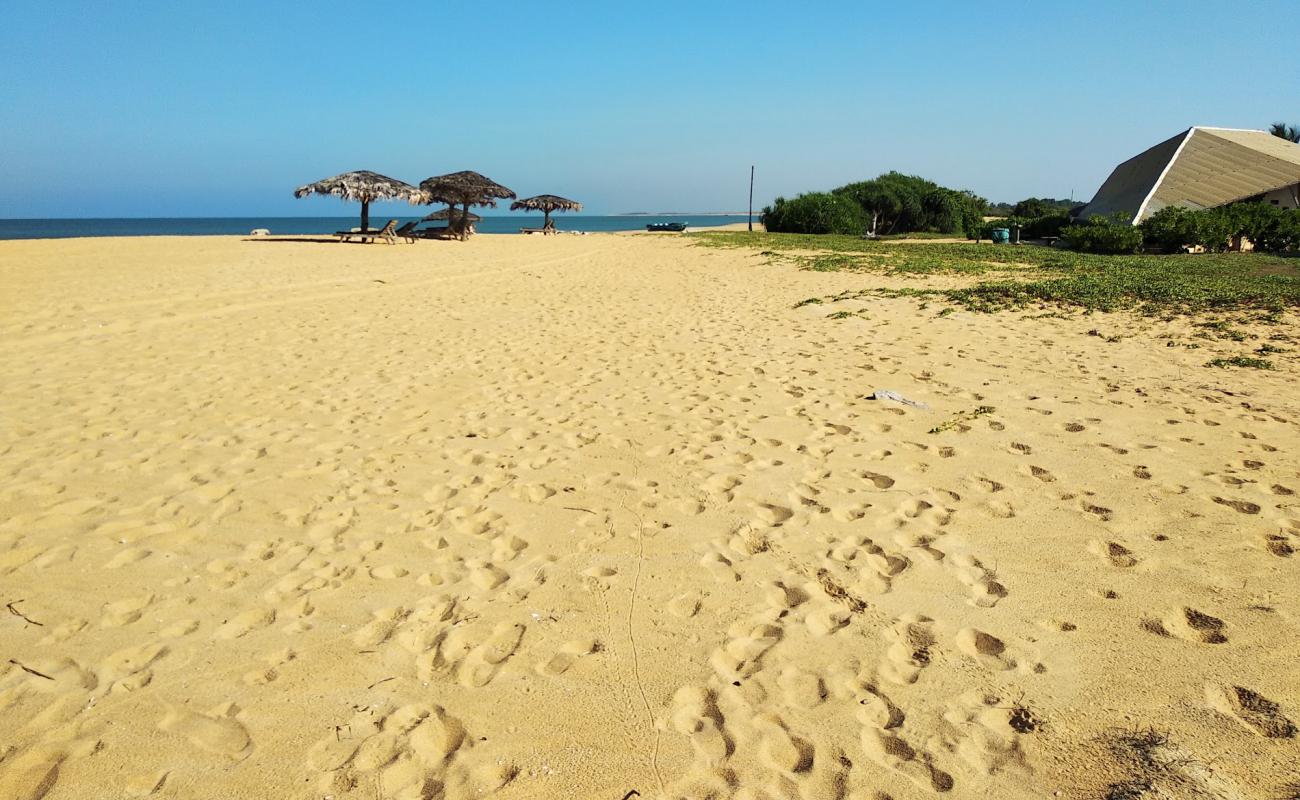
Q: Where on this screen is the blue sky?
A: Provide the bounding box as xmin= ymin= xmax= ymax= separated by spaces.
xmin=2 ymin=0 xmax=1297 ymax=217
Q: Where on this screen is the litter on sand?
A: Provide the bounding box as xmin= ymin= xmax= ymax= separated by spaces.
xmin=868 ymin=389 xmax=929 ymax=410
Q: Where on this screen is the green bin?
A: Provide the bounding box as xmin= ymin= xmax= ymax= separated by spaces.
xmin=991 ymin=228 xmax=1010 ymax=244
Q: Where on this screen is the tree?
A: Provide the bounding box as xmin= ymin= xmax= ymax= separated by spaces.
xmin=761 ymin=193 xmax=867 ymax=235
xmin=1012 ymin=198 xmax=1051 ymax=218
xmin=1270 ymin=122 xmax=1300 ymax=143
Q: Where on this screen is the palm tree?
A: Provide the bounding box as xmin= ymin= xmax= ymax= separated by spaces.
xmin=1269 ymin=122 xmax=1300 ymax=143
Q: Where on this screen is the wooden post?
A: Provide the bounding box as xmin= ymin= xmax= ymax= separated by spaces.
xmin=361 ymin=198 xmax=370 ymax=233
xmin=748 ymin=165 xmax=755 ymax=232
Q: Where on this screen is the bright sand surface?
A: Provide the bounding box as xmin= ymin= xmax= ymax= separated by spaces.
xmin=1 ymin=234 xmax=1297 ymax=799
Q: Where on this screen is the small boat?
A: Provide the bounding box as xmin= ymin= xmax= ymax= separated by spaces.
xmin=646 ymin=222 xmax=687 ymax=232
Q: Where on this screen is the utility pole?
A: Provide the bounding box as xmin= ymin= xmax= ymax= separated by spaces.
xmin=748 ymin=165 xmax=755 ymax=232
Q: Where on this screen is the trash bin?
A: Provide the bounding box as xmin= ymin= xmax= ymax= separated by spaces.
xmin=991 ymin=228 xmax=1010 ymax=244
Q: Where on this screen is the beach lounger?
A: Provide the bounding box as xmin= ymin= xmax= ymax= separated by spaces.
xmin=408 ymin=226 xmax=452 ymax=240
xmin=396 ymin=221 xmax=419 ymax=243
xmin=336 ymin=219 xmax=399 ymax=243
xmin=520 ymin=227 xmax=547 ymax=235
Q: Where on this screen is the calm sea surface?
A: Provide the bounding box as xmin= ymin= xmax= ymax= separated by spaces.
xmin=0 ymin=216 xmax=751 ymax=240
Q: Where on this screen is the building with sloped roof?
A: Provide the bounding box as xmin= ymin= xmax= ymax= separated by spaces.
xmin=1076 ymin=127 xmax=1300 ymax=224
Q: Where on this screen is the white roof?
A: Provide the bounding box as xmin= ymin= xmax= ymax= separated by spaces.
xmin=1077 ymin=127 xmax=1300 ymax=224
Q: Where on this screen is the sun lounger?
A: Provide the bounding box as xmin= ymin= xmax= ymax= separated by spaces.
xmin=520 ymin=227 xmax=548 ymax=235
xmin=336 ymin=219 xmax=399 ymax=243
xmin=412 ymin=226 xmax=459 ymax=240
xmin=396 ymin=221 xmax=419 ymax=243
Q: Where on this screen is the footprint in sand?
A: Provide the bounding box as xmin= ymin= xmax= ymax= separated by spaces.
xmin=753 ymin=503 xmax=794 ymax=527
xmin=754 ymin=713 xmax=815 ymax=774
xmin=1212 ymin=496 xmax=1261 ymax=515
xmin=1263 ymin=533 xmax=1295 ymax=557
xmin=458 ymin=622 xmax=525 ymax=687
xmin=668 ymin=685 xmax=730 ymax=764
xmin=100 ymin=642 xmax=168 ymax=690
xmin=213 ymin=607 xmax=275 ymax=640
xmin=1090 ymin=540 xmax=1139 ymax=568
xmin=1204 ymin=684 xmax=1297 ymax=739
xmin=1028 ymin=465 xmax=1055 ymax=483
xmin=668 ymin=591 xmax=703 ymax=617
xmin=710 ymin=619 xmax=782 ymax=681
xmin=535 ymin=639 xmax=598 ymax=676
xmin=701 ymin=550 xmax=739 ymax=583
xmin=1161 ymin=607 xmax=1228 ymax=644
xmin=860 ymin=727 xmax=954 ymax=792
xmin=352 ymin=606 xmax=410 ymax=647
xmin=1079 ymin=500 xmax=1113 ymax=521
xmin=157 ymin=702 xmax=252 ymax=760
xmin=880 ymin=615 xmax=936 ymax=685
xmin=860 ymin=471 xmax=896 ymax=489
xmin=937 ymin=690 xmax=1031 ymax=776
xmin=947 ymin=553 xmax=1007 ymax=608
xmin=100 ymin=593 xmax=155 ymax=628
xmin=955 ymin=628 xmax=1016 ymax=671
xmin=0 ymin=747 xmax=65 ymax=800
xmin=777 ymin=666 xmax=825 ymax=708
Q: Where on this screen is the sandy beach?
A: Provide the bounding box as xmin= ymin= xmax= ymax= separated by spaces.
xmin=1 ymin=233 xmax=1297 ymax=799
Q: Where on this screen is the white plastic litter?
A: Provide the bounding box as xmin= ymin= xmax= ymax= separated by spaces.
xmin=869 ymin=389 xmax=929 ymax=410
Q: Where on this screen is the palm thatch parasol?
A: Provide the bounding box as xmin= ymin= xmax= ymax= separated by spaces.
xmin=510 ymin=194 xmax=583 ymax=230
xmin=419 ymin=171 xmax=516 ymax=240
xmin=294 ymin=171 xmax=427 ymax=233
xmin=422 ymin=207 xmax=482 ymax=224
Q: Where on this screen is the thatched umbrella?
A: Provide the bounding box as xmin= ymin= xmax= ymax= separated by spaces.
xmin=419 ymin=171 xmax=515 ymax=240
xmin=422 ymin=207 xmax=481 ymax=224
xmin=294 ymin=171 xmax=427 ymax=233
xmin=510 ymin=194 xmax=583 ymax=231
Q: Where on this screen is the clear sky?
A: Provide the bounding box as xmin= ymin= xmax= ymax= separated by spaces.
xmin=2 ymin=0 xmax=1297 ymax=218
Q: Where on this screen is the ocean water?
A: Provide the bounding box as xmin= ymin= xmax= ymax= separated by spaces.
xmin=0 ymin=215 xmax=752 ymax=240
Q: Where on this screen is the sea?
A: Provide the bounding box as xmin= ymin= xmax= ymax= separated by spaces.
xmin=0 ymin=215 xmax=752 ymax=240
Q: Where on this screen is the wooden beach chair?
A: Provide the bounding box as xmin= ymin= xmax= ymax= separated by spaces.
xmin=396 ymin=221 xmax=419 ymax=243
xmin=335 ymin=219 xmax=398 ymax=243
xmin=369 ymin=219 xmax=399 ymax=244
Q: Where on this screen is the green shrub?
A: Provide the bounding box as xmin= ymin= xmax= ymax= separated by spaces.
xmin=834 ymin=172 xmax=987 ymax=237
xmin=1062 ymin=214 xmax=1143 ymax=254
xmin=1020 ymin=212 xmax=1070 ymax=239
xmin=1140 ymin=207 xmax=1203 ymax=251
xmin=1141 ymin=204 xmax=1300 ymax=253
xmin=761 ymin=192 xmax=867 ymax=235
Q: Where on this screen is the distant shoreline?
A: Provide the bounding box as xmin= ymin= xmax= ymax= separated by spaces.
xmin=615 ymin=212 xmax=754 ymax=217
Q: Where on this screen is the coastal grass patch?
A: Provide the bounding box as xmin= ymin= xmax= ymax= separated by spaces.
xmin=694 ymin=231 xmax=1300 ymax=313
xmin=1206 ymin=356 xmax=1275 ymax=370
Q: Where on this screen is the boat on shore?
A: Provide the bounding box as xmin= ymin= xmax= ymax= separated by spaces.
xmin=646 ymin=222 xmax=687 ymax=232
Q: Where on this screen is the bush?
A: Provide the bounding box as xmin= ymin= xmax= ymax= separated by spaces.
xmin=1252 ymin=208 xmax=1300 ymax=252
xmin=970 ymin=212 xmax=1068 ymax=242
xmin=1020 ymin=212 xmax=1070 ymax=239
xmin=761 ymin=192 xmax=867 ymax=235
xmin=834 ymin=173 xmax=987 ymax=237
xmin=1062 ymin=214 xmax=1143 ymax=254
xmin=1140 ymin=204 xmax=1300 ymax=253
xmin=1140 ymin=207 xmax=1203 ymax=251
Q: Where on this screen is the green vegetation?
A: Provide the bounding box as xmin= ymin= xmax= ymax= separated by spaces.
xmin=1060 ymin=214 xmax=1145 ymax=254
xmin=1206 ymin=356 xmax=1275 ymax=369
xmin=761 ymin=192 xmax=867 ymax=235
xmin=762 ymin=172 xmax=987 ymax=238
xmin=691 ymin=231 xmax=1300 ymax=313
xmin=1140 ymin=204 xmax=1300 ymax=253
xmin=929 ymin=405 xmax=996 ymax=434
xmin=987 ymin=197 xmax=1080 ymax=217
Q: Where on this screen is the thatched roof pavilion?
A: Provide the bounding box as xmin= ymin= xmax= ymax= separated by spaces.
xmin=294 ymin=171 xmax=427 ymax=232
xmin=422 ymin=207 xmax=482 ymax=223
xmin=419 ymin=171 xmax=515 ymax=240
xmin=510 ymin=194 xmax=583 ymax=230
